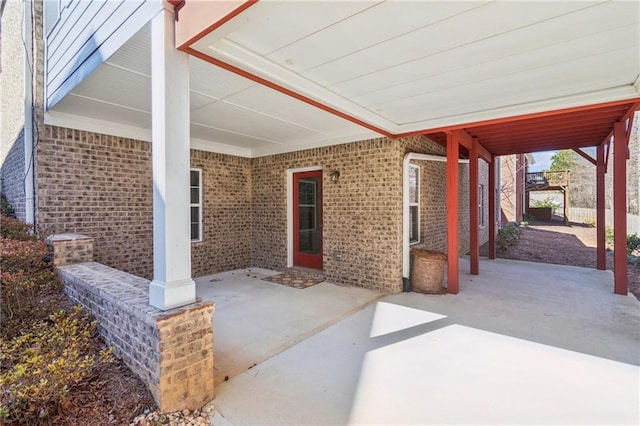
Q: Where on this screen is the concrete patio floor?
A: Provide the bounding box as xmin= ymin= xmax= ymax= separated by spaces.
xmin=195 ymin=268 xmax=383 ymax=386
xmin=200 ymin=258 xmax=640 ymax=425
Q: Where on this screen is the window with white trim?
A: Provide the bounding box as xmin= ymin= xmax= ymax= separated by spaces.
xmin=409 ymin=164 xmax=420 ymax=244
xmin=190 ymin=169 xmax=202 ymax=242
xmin=479 ymin=184 xmax=485 ymax=228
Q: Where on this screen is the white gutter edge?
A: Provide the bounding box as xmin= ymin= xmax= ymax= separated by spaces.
xmin=402 ymin=152 xmax=470 ymax=280
xmin=24 ymin=1 xmax=35 ymax=224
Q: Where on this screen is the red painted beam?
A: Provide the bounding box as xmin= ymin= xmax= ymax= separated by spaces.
xmin=456 ymin=129 xmax=492 ymax=163
xmin=613 ymin=122 xmax=628 ymax=295
xmin=596 ymin=143 xmax=606 ymax=271
xmin=446 ymin=131 xmax=460 ymax=294
xmin=417 ymin=98 xmax=640 ymax=136
xmin=604 ymin=139 xmax=611 ymax=174
xmin=488 ymin=154 xmax=497 ymax=260
xmin=515 ymin=154 xmax=525 ymax=223
xmin=469 ymin=138 xmax=479 ymax=275
xmin=599 ymin=102 xmax=640 ymax=149
xmin=573 ymin=148 xmax=597 ymax=166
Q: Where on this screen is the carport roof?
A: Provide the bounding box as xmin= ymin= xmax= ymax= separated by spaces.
xmin=422 ymin=98 xmax=640 ymax=157
xmin=171 ymin=0 xmax=639 ymax=157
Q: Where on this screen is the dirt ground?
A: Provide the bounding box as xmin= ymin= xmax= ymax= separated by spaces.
xmin=481 ymin=220 xmax=640 ymax=300
xmin=49 ymin=361 xmax=156 ymax=426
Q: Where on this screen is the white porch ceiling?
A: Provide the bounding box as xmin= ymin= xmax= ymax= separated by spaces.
xmin=48 ymin=0 xmax=640 ymax=157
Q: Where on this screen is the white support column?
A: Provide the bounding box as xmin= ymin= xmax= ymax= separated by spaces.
xmin=149 ymin=6 xmax=195 ymax=310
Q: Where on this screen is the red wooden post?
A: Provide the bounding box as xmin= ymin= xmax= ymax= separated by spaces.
xmin=515 ymin=154 xmax=525 ymax=222
xmin=613 ymin=122 xmax=628 ymax=295
xmin=447 ymin=131 xmax=460 ymax=294
xmin=596 ymin=143 xmax=606 ymax=270
xmin=469 ymin=138 xmax=479 ymax=275
xmin=488 ymin=154 xmax=496 ymax=260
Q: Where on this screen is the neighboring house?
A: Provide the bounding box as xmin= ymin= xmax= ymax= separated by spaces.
xmin=1 ymin=0 xmax=638 ymax=309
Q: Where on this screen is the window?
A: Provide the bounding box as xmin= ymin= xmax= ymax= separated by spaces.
xmin=298 ymin=179 xmax=318 ymax=231
xmin=479 ymin=184 xmax=485 ymax=228
xmin=190 ymin=169 xmax=202 ymax=242
xmin=409 ymin=164 xmax=420 ymax=244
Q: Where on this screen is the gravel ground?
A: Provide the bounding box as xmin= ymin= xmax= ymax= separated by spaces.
xmin=129 ymin=407 xmax=214 ymax=426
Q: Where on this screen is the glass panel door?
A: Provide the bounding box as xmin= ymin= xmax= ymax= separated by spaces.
xmin=293 ymin=171 xmax=323 ymax=269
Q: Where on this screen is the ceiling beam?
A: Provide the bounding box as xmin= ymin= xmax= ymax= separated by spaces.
xmin=455 ymin=129 xmax=491 ymax=163
xmin=573 ymin=148 xmax=596 ymax=166
xmin=599 ymin=101 xmax=640 ymax=146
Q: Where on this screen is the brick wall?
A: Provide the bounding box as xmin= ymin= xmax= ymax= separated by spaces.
xmin=252 ymin=137 xmax=407 ymax=292
xmin=46 ymin=233 xmax=94 ymax=266
xmin=400 ymin=136 xmax=488 ymax=255
xmin=0 ymin=0 xmax=26 ymax=219
xmin=36 ymin=127 xmax=253 ymax=279
xmin=0 ymin=132 xmax=26 ymax=219
xmin=190 ymin=150 xmax=252 ymax=277
xmin=37 ymin=125 xmax=487 ymax=292
xmin=57 ymin=261 xmax=214 ymax=412
xmin=36 ymin=126 xmax=154 ymax=278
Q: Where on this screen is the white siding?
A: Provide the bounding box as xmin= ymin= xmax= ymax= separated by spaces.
xmin=45 ymin=0 xmax=161 ymax=109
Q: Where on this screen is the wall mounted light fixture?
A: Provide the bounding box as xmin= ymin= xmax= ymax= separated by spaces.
xmin=330 ymin=170 xmax=340 ymax=183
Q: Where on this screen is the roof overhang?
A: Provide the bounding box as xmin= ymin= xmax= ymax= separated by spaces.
xmin=49 ymin=0 xmax=640 ymax=158
xmin=172 ymin=0 xmax=640 ymax=156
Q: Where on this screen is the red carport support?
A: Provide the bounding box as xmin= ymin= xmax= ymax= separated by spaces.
xmin=446 ymin=131 xmax=460 ymax=294
xmin=515 ymin=154 xmax=525 ymax=222
xmin=596 ymin=143 xmax=606 ymax=270
xmin=469 ymin=138 xmax=479 ymax=275
xmin=488 ymin=154 xmax=497 ymax=259
xmin=613 ymin=122 xmax=629 ymax=295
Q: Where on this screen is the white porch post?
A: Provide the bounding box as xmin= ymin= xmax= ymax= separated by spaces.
xmin=149 ymin=6 xmax=195 ymax=310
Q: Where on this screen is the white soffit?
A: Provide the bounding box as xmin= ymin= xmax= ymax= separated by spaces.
xmin=194 ymin=0 xmax=640 ymax=134
xmin=49 ymin=23 xmax=377 ymax=157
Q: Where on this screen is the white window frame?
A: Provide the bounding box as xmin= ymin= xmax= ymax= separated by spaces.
xmin=479 ymin=183 xmax=485 ymax=228
xmin=409 ymin=164 xmax=420 ymax=244
xmin=190 ymin=168 xmax=203 ymax=243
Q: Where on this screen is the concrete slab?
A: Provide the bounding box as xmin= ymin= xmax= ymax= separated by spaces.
xmin=209 ymin=258 xmax=640 ymax=425
xmin=195 ymin=268 xmax=382 ymax=386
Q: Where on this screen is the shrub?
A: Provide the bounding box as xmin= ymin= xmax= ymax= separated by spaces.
xmin=0 ymin=194 xmax=15 ymax=218
xmin=533 ymin=196 xmax=561 ymax=214
xmin=0 ymin=307 xmax=114 ymax=424
xmin=0 ymin=237 xmax=49 ymax=273
xmin=605 ymin=227 xmax=614 ymax=250
xmin=604 ymin=229 xmax=640 ymax=256
xmin=627 ymin=233 xmax=640 ymax=256
xmin=496 ymin=222 xmax=522 ymax=253
xmin=0 ymin=216 xmax=36 ymax=241
xmin=0 ymin=270 xmax=63 ymax=340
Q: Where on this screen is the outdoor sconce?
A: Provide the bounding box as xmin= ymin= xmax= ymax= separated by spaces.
xmin=330 ymin=170 xmax=341 ymax=183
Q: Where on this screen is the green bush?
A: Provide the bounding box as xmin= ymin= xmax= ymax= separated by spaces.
xmin=497 ymin=222 xmax=522 ymax=253
xmin=532 ymin=196 xmax=561 ymax=214
xmin=0 ymin=306 xmax=114 ymax=424
xmin=604 ymin=228 xmax=640 ymax=256
xmin=0 ymin=194 xmax=15 ymax=218
xmin=627 ymin=233 xmax=640 ymax=256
